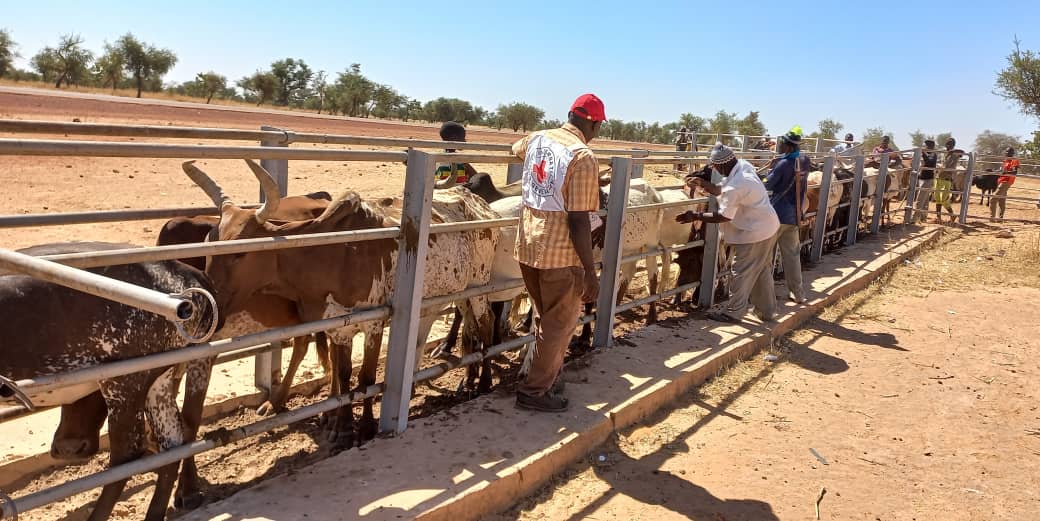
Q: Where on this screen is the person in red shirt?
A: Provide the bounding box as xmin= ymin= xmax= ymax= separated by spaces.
xmin=991 ymin=147 xmax=1019 ymax=221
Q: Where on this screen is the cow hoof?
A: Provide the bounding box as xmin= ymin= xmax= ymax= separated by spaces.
xmin=327 ymin=429 xmax=357 ymax=450
xmin=174 ymin=491 xmax=204 ymax=511
xmin=256 ymin=401 xmax=280 ymax=417
xmin=430 ymin=342 xmax=454 ymax=359
xmin=358 ymin=418 xmax=378 ymax=442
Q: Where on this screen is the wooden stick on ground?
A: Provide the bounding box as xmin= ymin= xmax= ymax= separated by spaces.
xmin=815 ymin=487 xmax=827 ymax=520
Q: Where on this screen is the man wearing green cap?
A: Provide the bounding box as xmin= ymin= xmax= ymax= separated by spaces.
xmin=677 ymin=143 xmax=781 ymax=323
xmin=764 ymin=128 xmax=810 ymax=304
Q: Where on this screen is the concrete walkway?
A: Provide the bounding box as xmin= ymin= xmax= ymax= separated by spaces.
xmin=180 ymin=226 xmax=940 ymax=521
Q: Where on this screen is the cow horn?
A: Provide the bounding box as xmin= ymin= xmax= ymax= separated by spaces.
xmin=245 ymin=159 xmax=282 ymax=223
xmin=182 ymin=161 xmax=232 ymax=208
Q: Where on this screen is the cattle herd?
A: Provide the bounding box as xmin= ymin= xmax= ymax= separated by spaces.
xmin=0 ymin=150 xmax=952 ymax=520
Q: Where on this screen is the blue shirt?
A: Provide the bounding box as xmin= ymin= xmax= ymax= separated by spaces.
xmin=764 ymin=156 xmax=809 ymax=225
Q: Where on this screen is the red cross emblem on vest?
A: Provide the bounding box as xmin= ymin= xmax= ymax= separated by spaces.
xmin=533 ymin=159 xmax=548 ymax=183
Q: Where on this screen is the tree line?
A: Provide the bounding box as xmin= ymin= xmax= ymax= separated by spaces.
xmin=0 ymin=29 xmax=1037 ymax=154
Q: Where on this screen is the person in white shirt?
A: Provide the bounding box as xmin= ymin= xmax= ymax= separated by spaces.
xmin=676 ymin=143 xmax=781 ymax=323
xmin=830 ymin=133 xmax=855 ymax=155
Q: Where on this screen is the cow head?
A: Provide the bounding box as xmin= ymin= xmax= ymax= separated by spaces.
xmin=50 ymin=392 xmax=107 ymax=460
xmin=182 ymin=161 xmax=377 ymax=318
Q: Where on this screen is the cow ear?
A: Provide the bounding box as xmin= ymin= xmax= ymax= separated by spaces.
xmin=378 ymin=197 xmax=395 ymax=207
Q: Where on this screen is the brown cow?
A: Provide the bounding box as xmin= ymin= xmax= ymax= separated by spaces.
xmin=0 ymin=242 xmax=219 ymax=521
xmin=182 ymin=160 xmax=499 ymax=449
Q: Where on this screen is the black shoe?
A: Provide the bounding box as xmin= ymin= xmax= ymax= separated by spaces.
xmin=551 ymin=378 xmax=566 ymax=394
xmin=516 ymin=391 xmax=570 ymax=412
xmin=705 ymin=311 xmax=742 ymax=324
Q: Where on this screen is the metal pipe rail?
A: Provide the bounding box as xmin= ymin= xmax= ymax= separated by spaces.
xmin=0 ymin=227 xmax=403 ymax=275
xmin=0 ymin=118 xmax=669 ymax=157
xmin=0 ymin=248 xmax=199 ymax=324
xmin=0 ymin=138 xmax=410 ymax=162
xmin=616 ymin=280 xmax=701 ymax=313
xmin=12 ymin=306 xmax=392 ymax=397
xmin=0 ymin=206 xmax=228 ymax=229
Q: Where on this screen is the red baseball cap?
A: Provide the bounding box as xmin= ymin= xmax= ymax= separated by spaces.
xmin=570 ymin=93 xmax=607 ymax=122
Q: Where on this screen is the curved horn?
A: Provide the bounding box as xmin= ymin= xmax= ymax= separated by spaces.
xmin=182 ymin=161 xmax=232 ymax=208
xmin=245 ymin=159 xmax=281 ymax=223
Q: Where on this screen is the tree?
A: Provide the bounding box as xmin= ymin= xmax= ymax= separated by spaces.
xmin=114 ymin=33 xmax=177 ymax=98
xmin=308 ymin=70 xmax=328 ymax=114
xmin=935 ymin=132 xmax=953 ymax=148
xmin=237 ymin=71 xmax=278 ymax=106
xmin=812 ymin=119 xmax=844 ymax=141
xmin=498 ymin=102 xmax=545 ymax=132
xmin=860 ymin=127 xmax=894 ymax=151
xmin=973 ymin=130 xmax=1021 ymax=156
xmin=194 ymin=72 xmax=227 ymax=103
xmin=736 ymin=111 xmax=768 ymax=139
xmin=994 ymin=38 xmax=1040 ymax=123
xmin=707 ymin=110 xmax=738 ymax=137
xmin=270 ymin=58 xmax=312 ymax=106
xmin=422 ymin=97 xmax=482 ymax=124
xmin=31 ymin=34 xmax=93 ymax=88
xmin=908 ymin=129 xmax=928 ymax=147
xmin=0 ymin=29 xmax=18 ymax=79
xmin=93 ymin=43 xmax=124 ymax=91
xmin=326 ymin=64 xmax=374 ymax=117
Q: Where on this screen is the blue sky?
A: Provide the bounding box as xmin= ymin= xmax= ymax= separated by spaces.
xmin=5 ymin=0 xmax=1039 ymax=148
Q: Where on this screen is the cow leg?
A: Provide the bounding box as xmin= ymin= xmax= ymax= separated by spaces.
xmin=175 ymin=357 xmax=213 ymax=511
xmin=90 ymin=376 xmax=151 ymax=521
xmin=431 ymin=308 xmax=463 ymax=358
xmin=357 ymin=322 xmax=383 ymax=443
xmin=327 ymin=336 xmax=356 ymax=449
xmin=646 ymin=256 xmax=660 ymax=324
xmin=143 ymin=366 xmax=187 ymax=521
xmin=571 ymin=302 xmax=595 ymax=351
xmin=461 ymin=296 xmax=496 ymax=393
xmin=258 ymin=335 xmax=310 ymax=416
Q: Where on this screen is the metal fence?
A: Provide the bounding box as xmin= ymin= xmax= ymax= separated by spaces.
xmin=0 ymin=120 xmax=941 ymax=518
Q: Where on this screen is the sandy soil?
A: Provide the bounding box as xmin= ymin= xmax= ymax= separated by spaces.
xmin=490 ymin=225 xmax=1040 ymax=521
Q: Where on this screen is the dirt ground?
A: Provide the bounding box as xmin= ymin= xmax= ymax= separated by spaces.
xmin=3 ymin=89 xmax=1040 ymax=520
xmin=490 ymin=224 xmax=1040 ymax=521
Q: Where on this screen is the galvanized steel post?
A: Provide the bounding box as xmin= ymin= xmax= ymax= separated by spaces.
xmin=810 ymin=157 xmax=835 ymax=263
xmin=380 ymin=149 xmax=436 ymax=434
xmin=593 ymin=157 xmax=632 ymax=348
xmin=846 ymin=155 xmax=866 ymax=246
xmin=870 ymin=154 xmax=888 ymax=233
xmin=698 ymin=169 xmax=723 ymax=309
xmin=506 ymin=162 xmax=523 ymax=184
xmin=254 ymin=125 xmax=292 ymax=395
xmin=631 ymin=149 xmax=647 ymax=179
xmin=959 ymin=152 xmax=976 ymax=225
xmin=904 ymin=148 xmax=922 ymax=224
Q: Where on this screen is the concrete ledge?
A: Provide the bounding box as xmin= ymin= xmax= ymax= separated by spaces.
xmin=178 ymin=227 xmax=941 ymax=521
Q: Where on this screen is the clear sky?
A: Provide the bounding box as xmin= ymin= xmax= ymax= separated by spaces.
xmin=5 ymin=0 xmax=1039 ymax=149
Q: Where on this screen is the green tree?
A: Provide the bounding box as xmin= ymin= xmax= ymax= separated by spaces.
xmin=812 ymin=118 xmax=844 ymax=141
xmin=0 ymin=29 xmax=18 ymax=78
xmin=327 ymin=64 xmax=374 ymax=117
xmin=736 ymin=111 xmax=768 ymax=138
xmin=707 ymin=110 xmax=738 ymax=137
xmin=423 ymin=97 xmax=480 ymax=123
xmin=498 ymin=102 xmax=545 ymax=132
xmin=114 ymin=33 xmax=177 ymax=98
xmin=908 ymin=129 xmax=928 ymax=147
xmin=31 ymin=34 xmax=93 ymax=88
xmin=973 ymin=130 xmax=1021 ymax=156
xmin=677 ymin=113 xmax=708 ymax=133
xmin=270 ymin=58 xmax=312 ymax=106
xmin=237 ymin=71 xmax=278 ymax=105
xmin=307 ymin=70 xmax=328 ymax=114
xmin=194 ymin=71 xmax=227 ymax=103
xmin=860 ymin=127 xmax=894 ymax=151
xmin=93 ymin=43 xmax=124 ymax=91
xmin=994 ymin=38 xmax=1040 ymax=123
xmin=935 ymin=132 xmax=953 ymax=148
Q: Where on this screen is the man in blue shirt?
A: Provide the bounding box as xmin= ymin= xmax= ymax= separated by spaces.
xmin=764 ymin=128 xmax=810 ymax=304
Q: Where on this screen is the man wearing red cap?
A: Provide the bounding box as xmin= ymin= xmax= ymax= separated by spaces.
xmin=510 ymin=93 xmax=605 ymax=412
